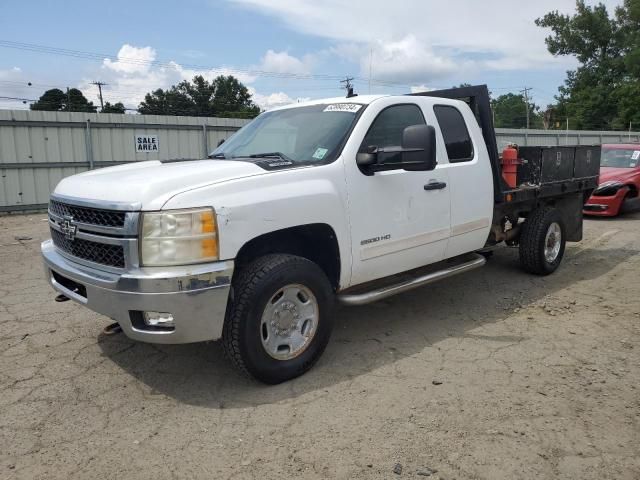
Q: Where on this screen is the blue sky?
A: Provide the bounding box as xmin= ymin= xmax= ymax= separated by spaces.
xmin=0 ymin=0 xmax=623 ymax=112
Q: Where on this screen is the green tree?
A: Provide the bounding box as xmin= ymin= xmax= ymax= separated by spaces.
xmin=491 ymin=93 xmax=543 ymax=129
xmin=138 ymin=75 xmax=260 ymax=118
xmin=536 ymin=0 xmax=640 ymax=130
xmin=210 ymin=75 xmax=260 ymax=118
xmin=137 ymin=87 xmax=194 ymax=116
xmin=30 ymin=88 xmax=97 ymax=112
xmin=30 ymin=88 xmax=66 ymax=111
xmin=101 ymin=102 xmax=126 ymax=114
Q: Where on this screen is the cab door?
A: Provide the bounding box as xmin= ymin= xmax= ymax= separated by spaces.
xmin=343 ymin=98 xmax=451 ymax=286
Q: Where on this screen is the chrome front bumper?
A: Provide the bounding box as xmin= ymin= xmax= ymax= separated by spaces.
xmin=42 ymin=240 xmax=234 ymax=344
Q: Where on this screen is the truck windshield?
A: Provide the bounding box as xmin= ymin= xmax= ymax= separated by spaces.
xmin=601 ymin=148 xmax=640 ymax=168
xmin=210 ymin=103 xmax=363 ymax=164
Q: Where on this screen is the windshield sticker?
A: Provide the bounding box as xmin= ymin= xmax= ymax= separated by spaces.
xmin=323 ymin=104 xmax=362 ymax=113
xmin=312 ymin=147 xmax=329 ymax=160
xmin=631 ymin=150 xmax=640 ymax=160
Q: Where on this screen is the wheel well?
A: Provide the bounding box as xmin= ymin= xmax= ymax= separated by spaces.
xmin=625 ymin=184 xmax=638 ymax=198
xmin=234 ymin=224 xmax=341 ymax=290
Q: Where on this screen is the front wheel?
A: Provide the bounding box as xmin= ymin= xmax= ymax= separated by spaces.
xmin=222 ymin=254 xmax=334 ymax=384
xmin=518 ymin=207 xmax=566 ymax=275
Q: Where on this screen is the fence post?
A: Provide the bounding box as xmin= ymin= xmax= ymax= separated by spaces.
xmin=202 ymin=124 xmax=208 ymax=158
xmin=524 ymin=130 xmax=528 ymax=146
xmin=85 ymin=120 xmax=94 ymax=169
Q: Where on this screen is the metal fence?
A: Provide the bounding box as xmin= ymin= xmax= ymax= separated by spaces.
xmin=1 ymin=108 xmax=639 ymax=212
xmin=0 ymin=110 xmax=248 ymax=212
xmin=495 ymin=128 xmax=640 ymax=148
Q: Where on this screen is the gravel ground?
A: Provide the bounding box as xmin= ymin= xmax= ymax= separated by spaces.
xmin=1 ymin=212 xmax=639 ymax=480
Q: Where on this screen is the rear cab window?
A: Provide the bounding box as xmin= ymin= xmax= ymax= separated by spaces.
xmin=433 ymin=105 xmax=474 ymax=163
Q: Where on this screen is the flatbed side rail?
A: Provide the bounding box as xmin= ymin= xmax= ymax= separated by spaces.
xmin=501 ymin=176 xmax=599 ymax=204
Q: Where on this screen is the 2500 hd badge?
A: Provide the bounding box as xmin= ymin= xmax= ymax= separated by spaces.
xmin=360 ymin=234 xmax=391 ymax=246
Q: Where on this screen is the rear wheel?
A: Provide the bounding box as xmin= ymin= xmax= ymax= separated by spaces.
xmin=519 ymin=207 xmax=566 ymax=275
xmin=222 ymin=254 xmax=334 ymax=384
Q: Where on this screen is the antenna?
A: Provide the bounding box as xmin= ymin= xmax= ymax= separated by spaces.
xmin=368 ymin=48 xmax=373 ymax=95
xmin=340 ymin=77 xmax=357 ymax=98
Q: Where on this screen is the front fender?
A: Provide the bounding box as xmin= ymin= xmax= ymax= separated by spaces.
xmin=161 ymin=163 xmax=352 ymax=287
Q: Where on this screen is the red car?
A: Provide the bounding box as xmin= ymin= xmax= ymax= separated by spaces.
xmin=583 ymin=143 xmax=640 ymax=216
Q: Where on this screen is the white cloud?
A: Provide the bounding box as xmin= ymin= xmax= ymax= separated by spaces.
xmin=410 ymin=84 xmax=436 ymax=94
xmin=367 ymin=36 xmax=460 ymax=83
xmin=248 ymin=88 xmax=311 ymax=110
xmin=103 ymin=45 xmax=157 ymax=74
xmin=259 ymin=50 xmax=311 ymax=75
xmin=228 ymin=0 xmax=623 ymax=82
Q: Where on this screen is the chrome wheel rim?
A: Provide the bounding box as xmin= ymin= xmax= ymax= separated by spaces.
xmin=260 ymin=284 xmax=319 ymax=360
xmin=544 ymin=222 xmax=562 ymax=263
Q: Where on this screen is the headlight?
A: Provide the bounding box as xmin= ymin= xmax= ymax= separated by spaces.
xmin=140 ymin=208 xmax=218 ymax=266
xmin=593 ymin=181 xmax=624 ymax=196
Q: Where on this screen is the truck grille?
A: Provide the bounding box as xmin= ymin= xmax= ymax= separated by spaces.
xmin=49 ymin=200 xmax=126 ymax=228
xmin=50 ymin=228 xmax=125 ymax=268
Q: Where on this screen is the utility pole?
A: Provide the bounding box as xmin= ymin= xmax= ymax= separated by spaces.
xmin=520 ymin=87 xmax=532 ymax=129
xmin=91 ymin=81 xmax=107 ymax=110
xmin=340 ymin=77 xmax=355 ymax=98
xmin=66 ymin=87 xmax=71 ymax=112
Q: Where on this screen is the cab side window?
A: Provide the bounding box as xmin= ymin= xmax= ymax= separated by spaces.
xmin=359 ymin=104 xmax=425 ymax=163
xmin=433 ymin=105 xmax=474 ymax=163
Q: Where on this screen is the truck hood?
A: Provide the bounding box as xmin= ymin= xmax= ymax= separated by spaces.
xmin=598 ymin=166 xmax=640 ymax=185
xmin=53 ymin=159 xmax=266 ymax=210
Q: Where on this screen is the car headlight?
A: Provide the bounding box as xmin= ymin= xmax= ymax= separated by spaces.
xmin=140 ymin=208 xmax=218 ymax=266
xmin=593 ymin=181 xmax=624 ymax=196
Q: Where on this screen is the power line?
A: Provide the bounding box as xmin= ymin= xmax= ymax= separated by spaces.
xmin=0 ymin=39 xmax=358 ymax=83
xmin=0 ymin=39 xmax=442 ymax=91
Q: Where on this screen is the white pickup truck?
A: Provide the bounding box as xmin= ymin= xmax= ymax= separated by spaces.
xmin=42 ymin=85 xmax=599 ymax=383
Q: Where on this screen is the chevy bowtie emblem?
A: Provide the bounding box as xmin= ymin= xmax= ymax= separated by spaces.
xmin=60 ymin=216 xmax=77 ymax=240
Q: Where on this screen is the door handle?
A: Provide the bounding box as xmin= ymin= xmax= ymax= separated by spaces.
xmin=424 ymin=181 xmax=447 ymax=191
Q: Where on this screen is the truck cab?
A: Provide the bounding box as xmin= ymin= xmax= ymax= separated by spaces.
xmin=42 ymin=85 xmax=599 ymax=383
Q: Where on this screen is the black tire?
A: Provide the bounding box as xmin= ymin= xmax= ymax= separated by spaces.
xmin=518 ymin=207 xmax=566 ymax=275
xmin=222 ymin=254 xmax=334 ymax=384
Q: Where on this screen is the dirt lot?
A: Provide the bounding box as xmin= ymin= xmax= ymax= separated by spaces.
xmin=1 ymin=212 xmax=639 ymax=480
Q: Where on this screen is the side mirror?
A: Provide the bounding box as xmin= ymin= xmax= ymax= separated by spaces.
xmin=356 ymin=151 xmax=377 ymax=166
xmin=401 ymin=124 xmax=437 ymax=171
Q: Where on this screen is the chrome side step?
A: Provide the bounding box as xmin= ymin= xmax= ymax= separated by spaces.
xmin=337 ymin=253 xmax=486 ymax=306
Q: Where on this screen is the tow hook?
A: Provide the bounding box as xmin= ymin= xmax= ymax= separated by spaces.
xmin=54 ymin=294 xmax=70 ymax=302
xmin=102 ymin=322 xmax=122 ymax=336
